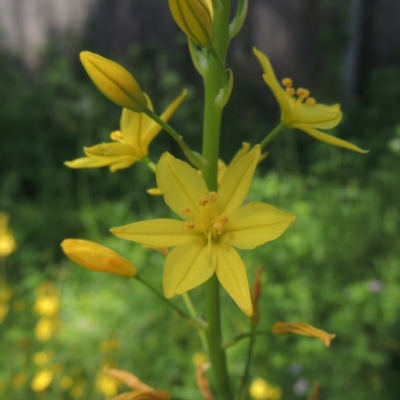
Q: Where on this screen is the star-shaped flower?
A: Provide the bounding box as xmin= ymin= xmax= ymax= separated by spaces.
xmin=111 ymin=145 xmax=295 ymax=316
xmin=253 ymin=48 xmax=368 ymax=153
xmin=65 ymin=90 xmax=186 ymax=172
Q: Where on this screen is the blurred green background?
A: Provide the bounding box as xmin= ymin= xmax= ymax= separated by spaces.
xmin=0 ymin=0 xmax=400 ymax=399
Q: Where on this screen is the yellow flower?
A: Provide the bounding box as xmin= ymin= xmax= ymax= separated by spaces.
xmin=31 ymin=369 xmax=53 ymax=392
xmin=35 ymin=317 xmax=56 ymax=341
xmin=272 ymin=321 xmax=336 ymax=347
xmin=61 ymin=239 xmax=137 ymax=278
xmin=253 ymin=48 xmax=368 ymax=153
xmin=111 ymin=145 xmax=295 ymax=316
xmin=34 ymin=294 xmax=59 ymax=317
xmin=168 ymin=0 xmax=214 ymax=48
xmin=65 ymin=90 xmax=187 ymax=172
xmin=80 ymin=52 xmax=148 ymax=112
xmin=249 ymin=378 xmax=282 ymax=400
xmin=0 ymin=213 xmax=17 ymax=258
xmin=95 ymin=374 xmax=118 ymax=397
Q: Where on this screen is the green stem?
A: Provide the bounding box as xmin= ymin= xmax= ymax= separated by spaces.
xmin=142 ymin=157 xmax=156 ymax=172
xmin=260 ymin=123 xmax=285 ymax=149
xmin=135 ymin=275 xmax=207 ymax=331
xmin=239 ymin=325 xmax=257 ymax=400
xmin=222 ymin=329 xmax=271 ymax=349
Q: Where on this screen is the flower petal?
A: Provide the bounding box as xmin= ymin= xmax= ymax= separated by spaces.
xmin=142 ymin=89 xmax=187 ymax=150
xmin=225 ymin=202 xmax=295 ymax=249
xmin=156 ymin=152 xmax=209 ymax=217
xmin=111 ymin=219 xmax=194 ymax=247
xmin=64 ymin=157 xmax=114 ymax=169
xmin=214 ymin=243 xmax=253 ymax=316
xmin=163 ymin=238 xmax=212 ymax=297
xmin=253 ymin=48 xmax=292 ymax=116
xmin=293 ymin=123 xmax=369 ymax=153
xmin=217 ymin=145 xmax=260 ymax=215
xmin=119 ymin=108 xmax=148 ymax=155
xmin=291 ymin=104 xmax=342 ymax=129
xmin=84 ymin=142 xmax=137 ymax=158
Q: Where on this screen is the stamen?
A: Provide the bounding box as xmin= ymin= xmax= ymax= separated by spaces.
xmin=296 ymin=88 xmax=310 ymax=99
xmin=209 ymin=192 xmax=217 ymax=202
xmin=110 ymin=130 xmax=123 ymax=141
xmin=185 ymin=220 xmax=195 ymax=229
xmin=219 ymin=213 xmax=229 ymax=224
xmin=306 ymin=97 xmax=316 ymax=106
xmin=199 ymin=196 xmax=209 ymax=206
xmin=286 ymin=88 xmax=295 ymax=97
xmin=213 ymin=222 xmax=224 ymax=235
xmin=181 ymin=207 xmax=192 ymax=215
xmin=281 ymin=78 xmax=293 ymax=88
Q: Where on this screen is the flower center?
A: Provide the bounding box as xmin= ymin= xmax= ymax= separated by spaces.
xmin=281 ymin=78 xmax=316 ymax=108
xmin=181 ymin=192 xmax=229 ymax=240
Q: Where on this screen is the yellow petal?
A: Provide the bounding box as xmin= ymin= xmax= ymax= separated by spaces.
xmin=84 ymin=142 xmax=137 ymax=157
xmin=111 ymin=219 xmax=194 ymax=247
xmin=291 ymin=104 xmax=342 ymax=129
xmin=163 ymin=238 xmax=211 ymax=297
xmin=119 ymin=108 xmax=148 ymax=155
xmin=272 ymin=321 xmax=336 ymax=347
xmin=156 ymin=152 xmax=209 ymax=217
xmin=61 ymin=239 xmax=137 ymax=278
xmin=31 ymin=369 xmax=53 ymax=392
xmin=103 ymin=367 xmax=153 ymax=391
xmin=142 ymin=89 xmax=187 ymax=149
xmin=217 ymin=145 xmax=260 ymax=215
xmin=214 ymin=243 xmax=253 ymax=316
xmin=229 ymin=142 xmax=251 ymax=168
xmin=293 ymin=123 xmax=369 ymax=153
xmin=64 ymin=157 xmax=113 ymax=169
xmin=109 ymin=158 xmax=139 ymax=173
xmin=168 ymin=0 xmax=214 ymax=47
xmin=253 ymin=48 xmax=292 ymax=116
xmin=225 ymin=202 xmax=295 ymax=249
xmin=146 ymin=188 xmax=164 ymax=196
xmin=80 ymin=51 xmax=148 ymax=112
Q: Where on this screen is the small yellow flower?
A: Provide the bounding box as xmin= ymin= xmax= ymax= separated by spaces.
xmin=95 ymin=374 xmax=118 ymax=397
xmin=80 ymin=52 xmax=148 ymax=112
xmin=168 ymin=0 xmax=214 ymax=47
xmin=253 ymin=48 xmax=368 ymax=153
xmin=65 ymin=90 xmax=186 ymax=172
xmin=272 ymin=321 xmax=336 ymax=347
xmin=34 ymin=294 xmax=59 ymax=317
xmin=111 ymin=145 xmax=295 ymax=316
xmin=61 ymin=239 xmax=137 ymax=278
xmin=33 ymin=351 xmax=51 ymax=365
xmin=31 ymin=369 xmax=53 ymax=392
xmin=249 ymin=378 xmax=282 ymax=400
xmin=0 ymin=213 xmax=17 ymax=258
xmin=35 ymin=317 xmax=56 ymax=341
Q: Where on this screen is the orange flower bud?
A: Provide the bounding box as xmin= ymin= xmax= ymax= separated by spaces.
xmin=61 ymin=239 xmax=137 ymax=278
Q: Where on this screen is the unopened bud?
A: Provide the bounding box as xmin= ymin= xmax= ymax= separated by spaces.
xmin=61 ymin=239 xmax=137 ymax=278
xmin=168 ymin=0 xmax=214 ymax=48
xmin=80 ymin=51 xmax=148 ymax=112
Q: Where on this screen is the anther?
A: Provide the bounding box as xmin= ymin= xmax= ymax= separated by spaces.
xmin=185 ymin=220 xmax=195 ymax=229
xmin=213 ymin=222 xmax=224 ymax=235
xmin=219 ymin=213 xmax=229 ymax=224
xmin=296 ymin=88 xmax=310 ymax=99
xmin=199 ymin=196 xmax=209 ymax=206
xmin=286 ymin=88 xmax=295 ymax=97
xmin=306 ymin=97 xmax=316 ymax=106
xmin=281 ymin=78 xmax=293 ymax=88
xmin=180 ymin=207 xmax=192 ymax=215
xmin=209 ymin=192 xmax=217 ymax=202
xmin=110 ymin=130 xmax=123 ymax=141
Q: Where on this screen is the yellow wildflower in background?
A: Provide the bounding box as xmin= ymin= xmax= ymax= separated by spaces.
xmin=112 ymin=145 xmax=295 ymax=316
xmin=31 ymin=369 xmax=53 ymax=392
xmin=253 ymin=48 xmax=368 ymax=153
xmin=61 ymin=239 xmax=137 ymax=278
xmin=250 ymin=378 xmax=282 ymax=400
xmin=65 ymin=90 xmax=186 ymax=172
xmin=0 ymin=213 xmax=17 ymax=257
xmin=95 ymin=373 xmax=118 ymax=397
xmin=35 ymin=317 xmax=56 ymax=341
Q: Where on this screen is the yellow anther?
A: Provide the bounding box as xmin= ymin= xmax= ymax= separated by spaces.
xmin=180 ymin=207 xmax=192 ymax=215
xmin=219 ymin=213 xmax=229 ymax=224
xmin=110 ymin=130 xmax=123 ymax=141
xmin=213 ymin=222 xmax=224 ymax=235
xmin=286 ymin=88 xmax=295 ymax=97
xmin=306 ymin=97 xmax=316 ymax=106
xmin=296 ymin=88 xmax=310 ymax=99
xmin=199 ymin=196 xmax=209 ymax=206
xmin=281 ymin=78 xmax=293 ymax=88
xmin=185 ymin=220 xmax=195 ymax=229
xmin=209 ymin=192 xmax=217 ymax=202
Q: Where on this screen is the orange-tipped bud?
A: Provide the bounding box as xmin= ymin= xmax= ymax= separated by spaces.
xmin=61 ymin=239 xmax=137 ymax=278
xmin=80 ymin=51 xmax=148 ymax=112
xmin=272 ymin=322 xmax=336 ymax=347
xmin=168 ymin=0 xmax=214 ymax=47
xmin=249 ymin=267 xmax=263 ymax=325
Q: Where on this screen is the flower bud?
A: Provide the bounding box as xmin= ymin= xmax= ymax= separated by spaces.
xmin=168 ymin=0 xmax=214 ymax=47
xmin=80 ymin=52 xmax=148 ymax=112
xmin=61 ymin=239 xmax=137 ymax=278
